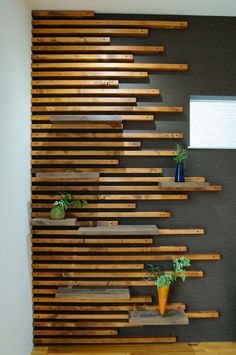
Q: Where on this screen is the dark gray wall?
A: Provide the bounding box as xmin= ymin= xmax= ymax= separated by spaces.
xmin=96 ymin=14 xmax=236 ymax=342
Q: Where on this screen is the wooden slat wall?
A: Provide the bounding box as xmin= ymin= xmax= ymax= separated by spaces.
xmin=31 ymin=10 xmax=221 ymax=346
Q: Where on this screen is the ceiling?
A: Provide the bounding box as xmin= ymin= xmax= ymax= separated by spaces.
xmin=27 ymin=0 xmax=236 ymax=16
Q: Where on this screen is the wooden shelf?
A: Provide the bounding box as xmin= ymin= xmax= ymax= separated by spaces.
xmin=129 ymin=310 xmax=189 ymax=325
xmin=159 ymin=182 xmax=210 ymax=187
xmin=33 ymin=295 xmax=152 ymax=303
xmin=32 ymin=10 xmax=95 ymax=18
xmin=32 ymin=71 xmax=148 ymax=79
xmin=32 ymin=37 xmax=111 ymax=44
xmin=33 ymin=336 xmax=176 ymax=344
xmin=32 ymin=29 xmax=148 ymax=37
xmin=31 ymin=218 xmax=76 ymax=226
xmin=32 ymin=79 xmax=120 ymax=87
xmin=32 ymin=88 xmax=160 ymax=96
xmin=56 ymin=287 xmax=130 ymax=299
xmin=77 ymin=225 xmax=159 ymax=235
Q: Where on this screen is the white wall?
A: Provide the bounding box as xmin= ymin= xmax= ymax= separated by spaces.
xmin=0 ymin=0 xmax=32 ymax=354
xmin=27 ymin=0 xmax=236 ymax=16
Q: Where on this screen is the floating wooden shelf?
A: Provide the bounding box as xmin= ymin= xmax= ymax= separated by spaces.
xmin=31 ymin=218 xmax=76 ymax=226
xmin=56 ymin=287 xmax=130 ymax=299
xmin=159 ymin=182 xmax=210 ymax=187
xmin=77 ymin=225 xmax=159 ymax=235
xmin=129 ymin=310 xmax=189 ymax=325
xmin=32 ymin=19 xmax=188 ymax=29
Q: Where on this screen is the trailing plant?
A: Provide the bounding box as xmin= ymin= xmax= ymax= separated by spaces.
xmin=174 ymin=143 xmax=189 ymax=165
xmin=145 ymin=257 xmax=191 ymax=288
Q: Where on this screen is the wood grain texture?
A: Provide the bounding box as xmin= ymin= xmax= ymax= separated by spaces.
xmin=32 ymin=29 xmax=148 ymax=37
xmin=32 ymin=79 xmax=120 ymax=87
xmin=32 ymin=106 xmax=182 ymax=113
xmin=32 ymin=88 xmax=159 ymax=95
xmin=32 ymin=53 xmax=134 ymax=61
xmin=32 ymin=71 xmax=148 ymax=79
xmin=32 ymin=37 xmax=111 ymax=44
xmin=32 ymin=11 xmax=95 ymax=18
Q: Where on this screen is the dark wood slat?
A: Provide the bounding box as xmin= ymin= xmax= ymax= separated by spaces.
xmin=32 ymin=19 xmax=188 ymax=29
xmin=31 ymin=160 xmax=119 ymax=165
xmin=32 ymin=263 xmax=145 ymax=270
xmin=33 ymin=329 xmax=118 ymax=336
xmin=33 ymin=295 xmax=152 ymax=303
xmin=32 ymin=63 xmax=188 ymax=71
xmin=32 ymin=71 xmax=148 ymax=79
xmin=31 ymin=150 xmax=176 ymax=157
xmin=32 ymin=141 xmax=141 ymax=148
xmin=32 ymin=79 xmax=119 ymax=87
xmin=32 ymin=54 xmax=134 ymax=62
xmin=32 ymin=202 xmax=136 ymax=209
xmin=32 ymin=238 xmax=152 ymax=245
xmin=32 ymin=37 xmax=110 ymax=44
xmin=33 ymin=336 xmax=176 ymax=344
xmin=31 ymin=194 xmax=187 ymax=201
xmin=32 ymin=29 xmax=148 ymax=37
xmin=31 ymin=88 xmax=159 ymax=96
xmin=33 ymin=321 xmax=133 ymax=328
xmin=32 ymin=123 xmax=124 ymax=129
xmin=32 ymin=11 xmax=95 ymax=18
xmin=32 ymin=45 xmax=164 ymax=54
xmin=32 ymin=254 xmax=220 ymax=261
xmin=32 ymin=168 xmax=163 ymax=174
xmin=32 ymin=211 xmax=171 ymax=218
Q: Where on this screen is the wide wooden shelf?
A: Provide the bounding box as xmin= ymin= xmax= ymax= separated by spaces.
xmin=31 ymin=218 xmax=77 ymax=226
xmin=129 ymin=310 xmax=189 ymax=325
xmin=56 ymin=287 xmax=130 ymax=299
xmin=159 ymin=182 xmax=210 ymax=187
xmin=77 ymin=225 xmax=159 ymax=235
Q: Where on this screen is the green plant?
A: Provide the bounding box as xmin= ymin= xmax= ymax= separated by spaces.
xmin=174 ymin=143 xmax=189 ymax=164
xmin=52 ymin=192 xmax=87 ymax=210
xmin=145 ymin=257 xmax=191 ymax=288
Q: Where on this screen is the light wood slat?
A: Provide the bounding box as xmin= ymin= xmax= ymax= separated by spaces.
xmin=32 ymin=80 xmax=120 ymax=87
xmin=33 ymin=330 xmax=118 ymax=336
xmin=32 ymin=238 xmax=152 ymax=245
xmin=32 ymin=71 xmax=148 ymax=79
xmin=32 ymin=11 xmax=95 ymax=18
xmin=32 ymin=203 xmax=136 ymax=209
xmin=32 ymin=29 xmax=148 ymax=37
xmin=32 ymin=254 xmax=220 ymax=262
xmin=32 ymin=45 xmax=164 ymax=54
xmin=32 ymin=97 xmax=136 ymax=104
xmin=32 ymin=105 xmax=183 ymax=113
xmin=33 ymin=336 xmax=176 ymax=344
xmin=32 ymin=168 xmax=163 ymax=174
xmin=32 ymin=142 xmax=141 ymax=148
xmin=129 ymin=310 xmax=189 ymax=326
xmin=33 ymin=296 xmax=152 ymax=303
xmin=32 ymin=19 xmax=188 ymax=29
xmin=32 ymin=246 xmax=185 ymax=254
xmin=32 ymin=88 xmax=159 ymax=96
xmin=31 ymin=185 xmax=220 ymax=192
xmin=31 ymin=220 xmax=118 ymax=228
xmin=34 ymin=313 xmax=129 ymax=320
xmin=31 ymin=194 xmax=188 ymax=201
xmin=32 ymin=37 xmax=111 ymax=44
xmin=31 ymin=150 xmax=176 ymax=157
xmin=159 ymin=228 xmax=205 ymax=235
xmin=32 ymin=194 xmax=188 ymax=200
xmin=32 ymin=264 xmax=145 ymax=270
xmin=186 ymin=311 xmax=219 ymax=318
xmin=33 ymin=270 xmax=201 ymax=279
xmin=31 ymin=160 xmax=119 ymax=165
xmin=33 ymin=303 xmax=185 ymax=312
xmin=32 ymin=211 xmax=171 ymax=218
xmin=32 ymin=53 xmax=134 ymax=61
xmin=32 ymin=63 xmax=188 ymax=71
xmin=31 ymin=132 xmax=180 ymax=139
xmin=33 ymin=321 xmax=133 ymax=328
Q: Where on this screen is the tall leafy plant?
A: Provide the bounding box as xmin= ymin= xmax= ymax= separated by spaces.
xmin=174 ymin=143 xmax=189 ymax=165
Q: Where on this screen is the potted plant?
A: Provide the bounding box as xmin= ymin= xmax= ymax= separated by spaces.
xmin=50 ymin=192 xmax=87 ymax=220
xmin=145 ymin=257 xmax=191 ymax=316
xmin=174 ymin=143 xmax=189 ymax=182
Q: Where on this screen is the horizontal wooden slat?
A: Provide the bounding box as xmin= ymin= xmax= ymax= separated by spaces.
xmin=32 ymin=106 xmax=183 ymax=113
xmin=34 ymin=313 xmax=129 ymax=320
xmin=31 ymin=194 xmax=188 ymax=201
xmin=32 ymin=71 xmax=148 ymax=79
xmin=32 ymin=29 xmax=148 ymax=37
xmin=32 ymin=88 xmax=159 ymax=96
xmin=32 ymin=123 xmax=124 ymax=129
xmin=33 ymin=321 xmax=132 ymax=328
xmin=32 ymin=97 xmax=136 ymax=104
xmin=33 ymin=329 xmax=118 ymax=336
xmin=33 ymin=296 xmax=152 ymax=303
xmin=32 ymin=203 xmax=136 ymax=209
xmin=159 ymin=228 xmax=205 ymax=235
xmin=32 ymin=37 xmax=111 ymax=44
xmin=32 ymin=254 xmax=220 ymax=262
xmin=31 ymin=160 xmax=119 ymax=165
xmin=32 ymin=211 xmax=171 ymax=218
xmin=186 ymin=311 xmax=219 ymax=318
xmin=32 ymin=53 xmax=134 ymax=61
xmin=32 ymin=141 xmax=141 ymax=148
xmin=32 ymin=19 xmax=188 ymax=29
xmin=32 ymin=45 xmax=164 ymax=54
xmin=32 ymin=177 xmax=190 ymax=183
xmin=32 ymin=115 xmax=154 ymax=122
xmin=31 ymin=150 xmax=176 ymax=157
xmin=32 ymin=168 xmax=163 ymax=174
xmin=32 ymin=79 xmax=120 ymax=87
xmin=32 ymin=263 xmax=145 ymax=270
xmin=32 ymin=11 xmax=95 ymax=18
xmin=32 ymin=63 xmax=188 ymax=71
xmin=32 ymin=238 xmax=153 ymax=244
xmin=33 ymin=336 xmax=176 ymax=344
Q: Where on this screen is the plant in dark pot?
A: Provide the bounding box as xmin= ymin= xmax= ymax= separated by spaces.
xmin=50 ymin=192 xmax=87 ymax=220
xmin=174 ymin=143 xmax=189 ymax=182
xmin=145 ymin=257 xmax=190 ymax=316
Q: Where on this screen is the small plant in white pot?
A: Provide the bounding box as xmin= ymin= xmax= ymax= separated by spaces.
xmin=50 ymin=193 xmax=87 ymax=220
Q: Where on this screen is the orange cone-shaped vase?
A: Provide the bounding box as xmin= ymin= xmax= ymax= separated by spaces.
xmin=157 ymin=286 xmax=170 ymax=316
